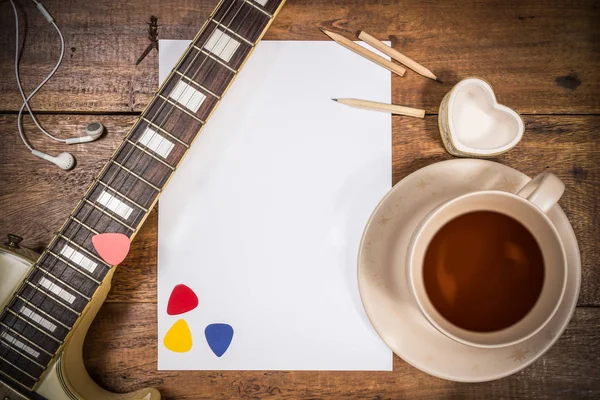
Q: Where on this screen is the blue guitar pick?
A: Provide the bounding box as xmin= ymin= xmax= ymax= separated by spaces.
xmin=205 ymin=323 xmax=234 ymax=357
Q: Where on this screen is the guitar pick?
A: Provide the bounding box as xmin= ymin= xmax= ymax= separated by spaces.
xmin=91 ymin=233 xmax=130 ymax=265
xmin=205 ymin=323 xmax=234 ymax=357
xmin=163 ymin=319 xmax=192 ymax=353
xmin=167 ymin=284 xmax=199 ymax=316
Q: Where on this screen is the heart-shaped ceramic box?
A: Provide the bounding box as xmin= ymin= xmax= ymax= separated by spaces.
xmin=438 ymin=78 xmax=525 ymax=157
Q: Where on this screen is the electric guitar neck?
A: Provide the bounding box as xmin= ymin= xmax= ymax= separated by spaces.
xmin=0 ymin=0 xmax=286 ymax=393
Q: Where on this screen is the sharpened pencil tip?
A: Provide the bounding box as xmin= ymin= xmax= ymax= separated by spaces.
xmin=435 ymin=77 xmax=444 ymax=83
xmin=331 ymin=98 xmax=338 ymax=102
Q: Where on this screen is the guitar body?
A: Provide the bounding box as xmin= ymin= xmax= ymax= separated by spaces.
xmin=0 ymin=245 xmax=159 ymax=400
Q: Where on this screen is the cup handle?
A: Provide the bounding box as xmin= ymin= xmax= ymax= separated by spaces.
xmin=516 ymin=172 xmax=565 ymax=213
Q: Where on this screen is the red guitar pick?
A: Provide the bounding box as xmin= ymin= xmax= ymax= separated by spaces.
xmin=92 ymin=233 xmax=130 ymax=265
xmin=167 ymin=284 xmax=199 ymax=315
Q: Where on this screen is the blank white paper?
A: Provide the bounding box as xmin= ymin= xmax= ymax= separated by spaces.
xmin=157 ymin=40 xmax=392 ymax=370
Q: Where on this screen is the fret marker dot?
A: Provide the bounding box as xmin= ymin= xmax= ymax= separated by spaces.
xmin=167 ymin=284 xmax=199 ymax=316
xmin=92 ymin=233 xmax=131 ymax=265
xmin=164 ymin=319 xmax=193 ymax=353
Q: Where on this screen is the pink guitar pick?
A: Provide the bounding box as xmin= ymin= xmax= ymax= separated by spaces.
xmin=92 ymin=233 xmax=130 ymax=265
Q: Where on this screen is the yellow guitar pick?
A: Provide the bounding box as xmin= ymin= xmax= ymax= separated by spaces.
xmin=163 ymin=319 xmax=193 ymax=353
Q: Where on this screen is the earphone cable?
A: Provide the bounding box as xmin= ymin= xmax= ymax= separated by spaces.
xmin=10 ymin=0 xmax=67 ymax=151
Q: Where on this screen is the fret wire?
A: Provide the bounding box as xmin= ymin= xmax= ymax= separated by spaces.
xmin=82 ymin=200 xmax=136 ymax=232
xmin=174 ymin=71 xmax=221 ymax=99
xmin=141 ymin=118 xmax=190 ymax=148
xmin=56 ymin=234 xmax=110 ymax=268
xmin=0 ymin=370 xmax=35 ymax=394
xmin=15 ymin=296 xmax=72 ymax=330
xmin=95 ymin=180 xmax=149 ymax=212
xmin=46 ymin=251 xmax=102 ymax=285
xmin=33 ymin=266 xmax=92 ymax=301
xmin=157 ymin=95 xmax=205 ymax=123
xmin=0 ymin=356 xmax=38 ymax=381
xmin=109 ymin=161 xmax=162 ymax=192
xmin=0 ymin=369 xmax=19 ymax=388
xmin=209 ymin=19 xmax=255 ymax=46
xmin=203 ymin=48 xmax=239 ymax=73
xmin=0 ymin=347 xmax=44 ymax=373
xmin=0 ymin=338 xmax=46 ymax=369
xmin=2 ymin=313 xmax=62 ymax=346
xmin=193 ymin=46 xmax=239 ymax=73
xmin=69 ymin=215 xmax=100 ymax=235
xmin=242 ymin=0 xmax=273 ymax=17
xmin=126 ymin=139 xmax=176 ymax=170
xmin=0 ymin=322 xmax=56 ymax=355
xmin=24 ymin=282 xmax=81 ymax=316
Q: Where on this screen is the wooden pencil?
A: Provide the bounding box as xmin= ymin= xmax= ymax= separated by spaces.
xmin=319 ymin=29 xmax=406 ymax=77
xmin=332 ymin=98 xmax=426 ymax=118
xmin=358 ymin=30 xmax=442 ymax=83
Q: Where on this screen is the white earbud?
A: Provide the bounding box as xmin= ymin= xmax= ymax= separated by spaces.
xmin=31 ymin=150 xmax=75 ymax=170
xmin=65 ymin=122 xmax=105 ymax=144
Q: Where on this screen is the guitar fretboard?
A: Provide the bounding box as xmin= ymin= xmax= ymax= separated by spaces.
xmin=0 ymin=0 xmax=286 ymax=390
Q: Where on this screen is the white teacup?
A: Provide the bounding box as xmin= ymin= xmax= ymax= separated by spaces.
xmin=406 ymin=172 xmax=568 ymax=348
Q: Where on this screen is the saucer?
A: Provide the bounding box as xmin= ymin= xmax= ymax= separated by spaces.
xmin=357 ymin=159 xmax=581 ymax=382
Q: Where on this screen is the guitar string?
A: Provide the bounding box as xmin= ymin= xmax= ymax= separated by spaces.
xmin=0 ymin=0 xmax=260 ymax=376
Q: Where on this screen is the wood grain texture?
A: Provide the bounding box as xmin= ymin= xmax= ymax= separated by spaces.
xmin=83 ymin=303 xmax=600 ymax=399
xmin=1 ymin=114 xmax=598 ymax=307
xmin=0 ymin=0 xmax=598 ymax=114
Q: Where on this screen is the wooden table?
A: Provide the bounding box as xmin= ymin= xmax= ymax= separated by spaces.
xmin=1 ymin=0 xmax=598 ymax=398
